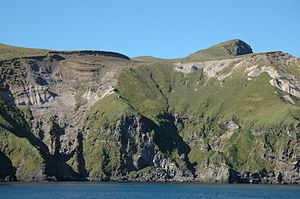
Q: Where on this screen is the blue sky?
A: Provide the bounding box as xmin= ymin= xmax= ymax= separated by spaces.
xmin=1 ymin=0 xmax=299 ymax=58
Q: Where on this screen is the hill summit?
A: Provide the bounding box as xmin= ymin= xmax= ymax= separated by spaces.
xmin=185 ymin=39 xmax=253 ymax=61
xmin=133 ymin=39 xmax=253 ymax=62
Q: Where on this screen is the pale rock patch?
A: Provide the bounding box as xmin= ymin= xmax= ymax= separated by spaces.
xmin=246 ymin=66 xmax=300 ymax=98
xmin=283 ymin=95 xmax=295 ymax=104
xmin=174 ymin=58 xmax=241 ymax=79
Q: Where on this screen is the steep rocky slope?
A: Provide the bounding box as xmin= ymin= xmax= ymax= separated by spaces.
xmin=0 ymin=41 xmax=299 ymax=183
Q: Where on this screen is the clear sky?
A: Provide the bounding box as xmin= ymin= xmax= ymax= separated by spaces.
xmin=1 ymin=0 xmax=299 ymax=58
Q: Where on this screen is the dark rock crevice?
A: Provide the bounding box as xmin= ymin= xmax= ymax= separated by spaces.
xmin=0 ymin=151 xmax=17 ymax=182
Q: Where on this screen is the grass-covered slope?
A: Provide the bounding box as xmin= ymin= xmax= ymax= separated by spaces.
xmin=0 ymin=43 xmax=49 ymax=61
xmin=0 ymin=43 xmax=129 ymax=62
xmin=83 ymin=95 xmax=138 ymax=178
xmin=184 ymin=39 xmax=252 ymax=61
xmin=112 ymin=60 xmax=300 ymax=176
xmin=0 ymin=100 xmax=45 ymax=181
xmin=132 ymin=39 xmax=253 ymax=63
xmin=116 ymin=63 xmax=300 ymax=127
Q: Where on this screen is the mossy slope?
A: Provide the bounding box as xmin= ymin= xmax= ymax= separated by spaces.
xmin=0 ymin=100 xmax=45 ymax=181
xmin=0 ymin=43 xmax=49 ymax=61
xmin=132 ymin=39 xmax=252 ymax=62
xmin=111 ymin=61 xmax=300 ymax=177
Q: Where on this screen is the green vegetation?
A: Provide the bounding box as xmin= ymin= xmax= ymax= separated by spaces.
xmin=0 ymin=43 xmax=49 ymax=61
xmin=280 ymin=62 xmax=300 ymax=81
xmin=87 ymin=95 xmax=138 ymax=128
xmin=132 ymin=39 xmax=252 ymax=63
xmin=0 ymin=100 xmax=44 ymax=177
xmin=128 ymin=166 xmax=165 ymax=176
xmin=189 ymin=148 xmax=227 ymax=170
xmin=112 ymin=60 xmax=300 ymax=174
xmin=83 ymin=137 xmax=121 ymax=177
xmin=132 ymin=56 xmax=178 ymax=63
xmin=0 ymin=129 xmax=44 ymax=173
xmin=116 ymin=65 xmax=169 ymax=119
xmin=116 ymin=64 xmax=300 ymax=129
xmin=184 ymin=39 xmax=252 ymax=62
xmin=0 ymin=99 xmax=30 ymax=132
xmin=83 ymin=95 xmax=138 ymax=175
xmin=222 ymin=130 xmax=273 ymax=172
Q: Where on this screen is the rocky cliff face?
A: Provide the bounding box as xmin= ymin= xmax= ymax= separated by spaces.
xmin=0 ymin=40 xmax=299 ymax=183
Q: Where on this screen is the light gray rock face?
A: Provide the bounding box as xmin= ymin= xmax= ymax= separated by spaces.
xmin=152 ymin=152 xmax=194 ymax=181
xmin=283 ymin=95 xmax=295 ymax=104
xmin=86 ymin=116 xmax=195 ymax=182
xmin=0 ymin=53 xmax=133 ymax=181
xmin=219 ymin=120 xmax=239 ymax=131
xmin=175 ymin=51 xmax=300 ymax=100
xmin=171 ymin=112 xmax=300 ymax=184
xmin=117 ymin=117 xmax=157 ymax=171
xmin=174 ymin=58 xmax=240 ymax=78
xmin=15 ymin=166 xmax=46 ymax=182
xmin=244 ymin=54 xmax=300 ymax=99
xmin=270 ymin=78 xmax=300 ymax=98
xmin=8 ymin=85 xmax=55 ymax=106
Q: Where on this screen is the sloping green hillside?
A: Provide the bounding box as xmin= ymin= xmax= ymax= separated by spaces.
xmin=0 ymin=100 xmax=45 ymax=181
xmin=184 ymin=39 xmax=252 ymax=61
xmin=132 ymin=39 xmax=253 ymax=62
xmin=0 ymin=43 xmax=49 ymax=61
xmin=112 ymin=61 xmax=300 ymax=175
xmin=116 ymin=63 xmax=300 ymax=127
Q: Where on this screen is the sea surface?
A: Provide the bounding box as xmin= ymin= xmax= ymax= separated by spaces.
xmin=0 ymin=182 xmax=300 ymax=199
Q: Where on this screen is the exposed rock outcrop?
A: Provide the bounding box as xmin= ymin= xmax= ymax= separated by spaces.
xmin=246 ymin=65 xmax=300 ymax=98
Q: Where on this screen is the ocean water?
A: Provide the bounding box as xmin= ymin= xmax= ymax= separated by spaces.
xmin=0 ymin=182 xmax=299 ymax=199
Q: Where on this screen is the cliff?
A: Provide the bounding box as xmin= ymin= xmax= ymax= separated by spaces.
xmin=0 ymin=40 xmax=299 ymax=183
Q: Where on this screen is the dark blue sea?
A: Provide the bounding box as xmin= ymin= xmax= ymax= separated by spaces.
xmin=0 ymin=182 xmax=299 ymax=199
